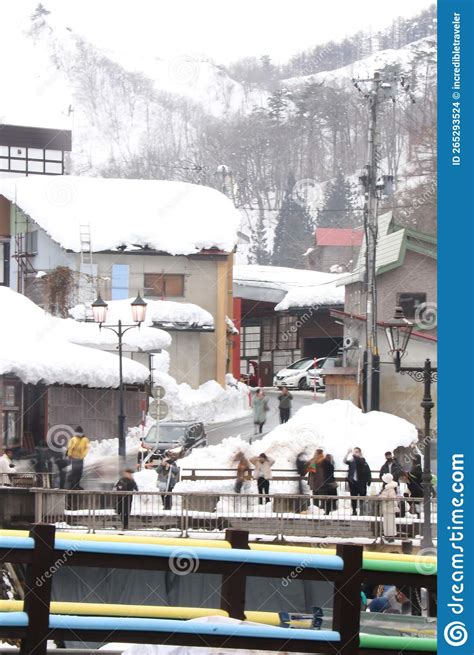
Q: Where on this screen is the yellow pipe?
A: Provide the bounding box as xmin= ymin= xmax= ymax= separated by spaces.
xmin=0 ymin=529 xmax=435 ymax=563
xmin=0 ymin=601 xmax=436 ymax=636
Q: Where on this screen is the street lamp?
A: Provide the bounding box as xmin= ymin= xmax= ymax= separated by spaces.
xmin=92 ymin=293 xmax=147 ymax=461
xmin=383 ymin=307 xmax=437 ymax=549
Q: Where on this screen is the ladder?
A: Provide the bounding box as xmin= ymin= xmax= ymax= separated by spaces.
xmin=79 ymin=224 xmax=93 ymax=265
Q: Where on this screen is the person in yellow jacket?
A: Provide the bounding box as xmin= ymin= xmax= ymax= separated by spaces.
xmin=66 ymin=426 xmax=90 ymax=489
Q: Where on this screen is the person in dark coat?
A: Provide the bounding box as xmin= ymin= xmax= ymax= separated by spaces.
xmin=307 ymin=449 xmax=325 ymax=508
xmin=114 ymin=469 xmax=138 ymax=530
xmin=343 ymin=447 xmax=372 ymax=515
xmin=405 ymin=454 xmax=423 ymax=514
xmin=320 ymin=454 xmax=338 ymax=514
xmin=379 ymin=452 xmax=404 ymax=486
xmin=277 ymin=387 xmax=292 ymax=423
xmin=34 ymin=440 xmax=53 ymax=476
xmin=53 ymin=449 xmax=69 ymax=489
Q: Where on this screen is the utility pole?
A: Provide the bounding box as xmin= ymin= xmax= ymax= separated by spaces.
xmin=353 ymin=72 xmax=395 ymax=412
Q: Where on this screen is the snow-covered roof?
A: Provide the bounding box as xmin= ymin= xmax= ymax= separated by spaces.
xmin=0 ymin=176 xmax=240 ymax=255
xmin=0 ymin=288 xmax=168 ymax=387
xmin=337 ymin=212 xmax=437 ymax=286
xmin=233 ymin=265 xmax=344 ymax=309
xmin=70 ymin=298 xmax=214 ymax=331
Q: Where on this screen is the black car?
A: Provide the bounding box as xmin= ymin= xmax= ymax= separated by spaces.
xmin=142 ymin=421 xmax=207 ymax=461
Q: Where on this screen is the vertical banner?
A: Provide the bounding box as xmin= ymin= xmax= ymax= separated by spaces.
xmin=438 ymin=1 xmax=474 ymax=653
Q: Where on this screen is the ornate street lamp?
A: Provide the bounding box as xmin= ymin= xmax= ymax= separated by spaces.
xmin=92 ymin=293 xmax=147 ymax=461
xmin=383 ymin=307 xmax=437 ymax=549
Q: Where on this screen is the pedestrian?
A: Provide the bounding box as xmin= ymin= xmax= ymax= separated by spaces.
xmin=406 ymin=454 xmax=423 ymax=514
xmin=53 ymin=449 xmax=70 ymax=489
xmin=233 ymin=451 xmax=251 ymax=493
xmin=307 ymin=448 xmax=325 ymax=508
xmin=114 ymin=468 xmax=138 ymax=530
xmin=379 ymin=451 xmax=403 ymax=485
xmin=66 ymin=427 xmax=90 ymax=490
xmin=278 ymin=387 xmax=292 ymax=423
xmin=321 ymin=453 xmax=338 ymax=514
xmin=343 ymin=447 xmax=372 ymax=515
xmin=0 ymin=448 xmax=15 ymax=486
xmin=34 ymin=439 xmax=53 ymax=482
xmin=296 ymin=452 xmax=308 ymax=495
xmin=252 ymin=389 xmax=269 ymax=435
xmin=380 ymin=472 xmax=398 ymax=542
xmin=137 ymin=438 xmax=150 ymax=469
xmin=249 ymin=453 xmax=274 ymax=503
xmin=156 ymin=457 xmax=179 ymax=509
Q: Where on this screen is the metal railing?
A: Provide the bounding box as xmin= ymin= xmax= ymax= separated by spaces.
xmin=33 ymin=488 xmax=436 ymax=541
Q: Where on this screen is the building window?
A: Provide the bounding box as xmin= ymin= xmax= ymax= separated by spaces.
xmin=111 ymin=264 xmax=129 ymax=300
xmin=144 ymin=273 xmax=184 ymax=298
xmin=241 ymin=325 xmax=261 ymax=358
xmin=25 ymin=231 xmax=38 ymax=255
xmin=262 ymin=318 xmax=277 ymax=350
xmin=396 ymin=292 xmax=427 ymax=319
xmin=277 ymin=315 xmax=298 ymax=349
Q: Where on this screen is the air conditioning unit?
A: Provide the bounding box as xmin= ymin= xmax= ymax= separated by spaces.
xmin=343 ymin=336 xmax=358 ymax=349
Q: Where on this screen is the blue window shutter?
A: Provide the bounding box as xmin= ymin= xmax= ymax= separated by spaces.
xmin=111 ymin=264 xmax=129 ymax=300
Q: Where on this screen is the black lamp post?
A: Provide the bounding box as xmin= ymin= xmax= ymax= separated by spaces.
xmin=92 ymin=293 xmax=147 ymax=461
xmin=383 ymin=307 xmax=437 ymax=549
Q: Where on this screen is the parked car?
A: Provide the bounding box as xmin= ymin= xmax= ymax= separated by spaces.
xmin=273 ymin=357 xmax=320 ymax=390
xmin=142 ymin=421 xmax=207 ymax=462
xmin=306 ymin=356 xmax=342 ymax=391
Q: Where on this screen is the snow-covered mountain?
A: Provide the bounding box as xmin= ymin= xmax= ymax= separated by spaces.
xmin=1 ymin=5 xmax=436 ymax=262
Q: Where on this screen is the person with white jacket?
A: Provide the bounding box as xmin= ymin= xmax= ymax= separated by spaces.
xmin=380 ymin=472 xmax=398 ymax=542
xmin=0 ymin=449 xmax=15 ymax=486
xmin=249 ymin=453 xmax=275 ymax=503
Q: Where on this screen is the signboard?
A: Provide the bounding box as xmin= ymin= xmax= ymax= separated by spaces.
xmin=152 ymin=385 xmax=166 ymax=400
xmin=149 ymin=399 xmax=169 ymax=421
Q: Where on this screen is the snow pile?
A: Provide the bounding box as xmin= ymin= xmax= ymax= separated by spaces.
xmin=71 ymin=298 xmax=214 ymax=330
xmin=0 ymin=176 xmax=240 ymax=255
xmin=152 ymin=372 xmax=250 ymax=424
xmin=234 ymin=264 xmax=344 ymax=308
xmin=176 ymin=400 xmax=417 ymax=492
xmin=0 ymin=287 xmax=150 ymax=387
xmin=275 ymin=280 xmax=344 ymax=310
xmin=234 ymin=265 xmax=342 ymax=292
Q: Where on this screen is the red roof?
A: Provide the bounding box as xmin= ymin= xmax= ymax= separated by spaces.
xmin=315 ymin=228 xmax=364 ymax=247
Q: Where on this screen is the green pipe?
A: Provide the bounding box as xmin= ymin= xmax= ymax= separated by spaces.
xmin=363 ymin=559 xmax=437 ymax=576
xmin=360 ymin=633 xmax=437 ymax=651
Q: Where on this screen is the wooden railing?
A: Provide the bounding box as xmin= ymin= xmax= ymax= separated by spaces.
xmin=0 ymin=525 xmax=437 ymax=655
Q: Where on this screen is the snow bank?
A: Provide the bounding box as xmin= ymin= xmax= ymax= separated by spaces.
xmin=153 ymin=372 xmax=250 ymax=424
xmin=0 ymin=176 xmax=240 ymax=255
xmin=71 ymin=298 xmax=213 ymax=330
xmin=176 ymin=400 xmax=417 ymax=491
xmin=0 ymin=287 xmax=151 ymax=387
xmin=275 ymin=281 xmax=344 ymax=310
xmin=234 ymin=264 xmax=344 ymax=309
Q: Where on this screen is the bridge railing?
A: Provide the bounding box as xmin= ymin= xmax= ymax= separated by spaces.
xmin=32 ymin=488 xmax=436 ymax=541
xmin=0 ymin=524 xmax=436 ymax=655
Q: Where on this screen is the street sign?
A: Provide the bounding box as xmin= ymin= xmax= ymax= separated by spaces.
xmin=158 ymin=400 xmax=169 ymax=420
xmin=148 ymin=400 xmax=159 ymax=420
xmin=152 ymin=385 xmax=166 ymax=400
xmin=149 ymin=399 xmax=169 ymax=420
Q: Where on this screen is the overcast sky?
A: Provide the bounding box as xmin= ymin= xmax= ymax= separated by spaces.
xmin=9 ymin=0 xmax=434 ymax=64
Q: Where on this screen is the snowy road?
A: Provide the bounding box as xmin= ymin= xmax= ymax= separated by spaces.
xmin=205 ymin=389 xmax=325 ymax=445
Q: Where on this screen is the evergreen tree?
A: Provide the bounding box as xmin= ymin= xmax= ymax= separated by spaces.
xmin=317 ymin=170 xmax=359 ymax=228
xmin=249 ymin=212 xmax=271 ymax=265
xmin=272 ymin=175 xmax=315 ymax=269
